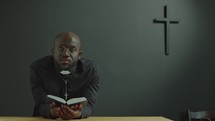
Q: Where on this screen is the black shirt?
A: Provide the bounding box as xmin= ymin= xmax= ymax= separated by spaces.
xmin=30 ymin=55 xmax=100 ymax=118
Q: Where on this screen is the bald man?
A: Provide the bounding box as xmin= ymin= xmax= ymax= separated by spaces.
xmin=30 ymin=32 xmax=100 ymax=119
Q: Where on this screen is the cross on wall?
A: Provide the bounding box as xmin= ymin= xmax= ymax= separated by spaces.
xmin=154 ymin=5 xmax=179 ymax=55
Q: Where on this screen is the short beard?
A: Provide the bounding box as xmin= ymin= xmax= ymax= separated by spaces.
xmin=54 ymin=59 xmax=78 ymax=72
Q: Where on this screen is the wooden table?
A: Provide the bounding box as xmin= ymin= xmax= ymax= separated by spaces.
xmin=0 ymin=116 xmax=172 ymax=121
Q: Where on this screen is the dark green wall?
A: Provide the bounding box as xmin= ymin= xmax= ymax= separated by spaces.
xmin=0 ymin=0 xmax=215 ymax=121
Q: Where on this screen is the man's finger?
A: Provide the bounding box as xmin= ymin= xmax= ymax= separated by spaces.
xmin=50 ymin=101 xmax=56 ymax=108
xmin=61 ymin=105 xmax=75 ymax=118
xmin=78 ymin=104 xmax=83 ymax=111
xmin=59 ymin=108 xmax=70 ymax=120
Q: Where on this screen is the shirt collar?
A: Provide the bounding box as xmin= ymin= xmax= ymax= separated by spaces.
xmin=54 ymin=59 xmax=84 ymax=76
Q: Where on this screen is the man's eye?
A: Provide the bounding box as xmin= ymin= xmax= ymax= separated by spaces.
xmin=69 ymin=48 xmax=77 ymax=52
xmin=56 ymin=46 xmax=77 ymax=53
xmin=58 ymin=47 xmax=64 ymax=51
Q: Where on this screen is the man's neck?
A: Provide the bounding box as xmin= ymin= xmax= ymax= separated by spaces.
xmin=54 ymin=61 xmax=78 ymax=75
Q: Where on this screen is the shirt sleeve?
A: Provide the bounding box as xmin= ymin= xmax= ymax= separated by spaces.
xmin=30 ymin=64 xmax=53 ymax=119
xmin=30 ymin=60 xmax=100 ymax=119
xmin=81 ymin=62 xmax=100 ymax=118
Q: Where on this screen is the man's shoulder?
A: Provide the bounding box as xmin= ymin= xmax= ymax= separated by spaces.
xmin=80 ymin=58 xmax=98 ymax=68
xmin=79 ymin=58 xmax=99 ymax=73
xmin=30 ymin=55 xmax=54 ymax=68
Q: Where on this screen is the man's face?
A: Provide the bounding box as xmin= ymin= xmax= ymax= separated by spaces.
xmin=52 ymin=34 xmax=82 ymax=70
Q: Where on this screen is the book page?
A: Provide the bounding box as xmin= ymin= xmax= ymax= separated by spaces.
xmin=67 ymin=97 xmax=87 ymax=105
xmin=47 ymin=95 xmax=66 ymax=104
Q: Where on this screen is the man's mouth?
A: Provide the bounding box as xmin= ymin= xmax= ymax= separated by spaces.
xmin=60 ymin=59 xmax=70 ymax=64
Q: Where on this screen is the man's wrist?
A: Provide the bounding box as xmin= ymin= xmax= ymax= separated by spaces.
xmin=75 ymin=112 xmax=82 ymax=119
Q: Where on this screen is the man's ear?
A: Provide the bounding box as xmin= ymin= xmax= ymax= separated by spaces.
xmin=78 ymin=50 xmax=83 ymax=59
xmin=51 ymin=48 xmax=54 ymax=56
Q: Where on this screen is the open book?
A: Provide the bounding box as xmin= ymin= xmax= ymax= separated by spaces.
xmin=47 ymin=95 xmax=87 ymax=106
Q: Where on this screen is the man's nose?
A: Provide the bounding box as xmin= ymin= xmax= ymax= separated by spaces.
xmin=62 ymin=48 xmax=70 ymax=56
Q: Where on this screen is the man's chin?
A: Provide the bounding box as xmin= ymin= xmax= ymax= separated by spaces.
xmin=60 ymin=63 xmax=71 ymax=70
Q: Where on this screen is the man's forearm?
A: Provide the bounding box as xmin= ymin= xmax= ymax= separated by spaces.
xmin=81 ymin=106 xmax=93 ymax=118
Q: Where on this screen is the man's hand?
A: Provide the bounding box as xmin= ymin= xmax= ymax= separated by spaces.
xmin=49 ymin=102 xmax=61 ymax=118
xmin=58 ymin=104 xmax=83 ymax=120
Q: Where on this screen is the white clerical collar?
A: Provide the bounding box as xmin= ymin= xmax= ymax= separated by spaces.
xmin=60 ymin=70 xmax=71 ymax=75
